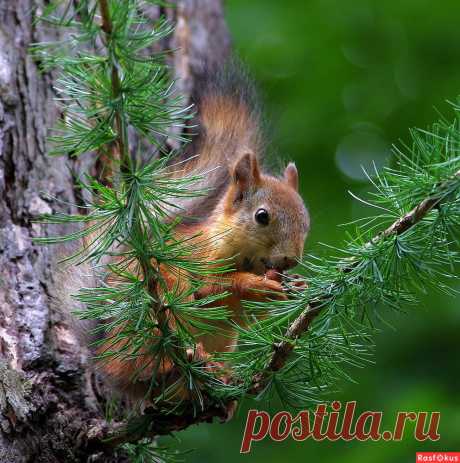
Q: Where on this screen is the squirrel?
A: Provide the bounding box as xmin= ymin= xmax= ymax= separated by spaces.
xmin=55 ymin=63 xmax=310 ymax=404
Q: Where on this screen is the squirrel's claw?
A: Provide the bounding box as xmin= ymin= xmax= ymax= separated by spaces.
xmin=283 ymin=273 xmax=308 ymax=292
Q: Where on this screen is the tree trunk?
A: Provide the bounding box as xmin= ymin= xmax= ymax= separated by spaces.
xmin=0 ymin=1 xmax=230 ymax=461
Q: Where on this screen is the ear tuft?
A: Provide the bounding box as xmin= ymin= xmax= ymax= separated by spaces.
xmin=232 ymin=151 xmax=261 ymax=192
xmin=284 ymin=162 xmax=299 ymax=191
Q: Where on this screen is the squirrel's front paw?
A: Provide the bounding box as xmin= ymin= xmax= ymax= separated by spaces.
xmin=245 ymin=275 xmax=288 ymax=301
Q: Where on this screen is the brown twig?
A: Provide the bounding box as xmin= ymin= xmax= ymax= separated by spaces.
xmin=97 ymin=0 xmax=129 ymax=186
xmin=86 ymin=401 xmax=232 ymax=451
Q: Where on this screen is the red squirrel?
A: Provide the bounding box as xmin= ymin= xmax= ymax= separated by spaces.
xmin=56 ymin=65 xmax=310 ymax=402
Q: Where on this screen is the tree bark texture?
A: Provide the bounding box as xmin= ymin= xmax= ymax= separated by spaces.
xmin=0 ymin=1 xmax=230 ymax=461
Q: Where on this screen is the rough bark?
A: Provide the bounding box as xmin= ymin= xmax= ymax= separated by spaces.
xmin=0 ymin=1 xmax=230 ymax=461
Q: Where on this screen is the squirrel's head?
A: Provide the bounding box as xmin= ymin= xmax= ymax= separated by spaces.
xmin=215 ymin=151 xmax=310 ymax=275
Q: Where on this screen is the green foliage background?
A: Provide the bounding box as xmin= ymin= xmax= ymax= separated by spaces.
xmin=165 ymin=1 xmax=460 ymax=461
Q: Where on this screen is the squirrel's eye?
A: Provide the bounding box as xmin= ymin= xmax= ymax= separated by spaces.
xmin=255 ymin=208 xmax=270 ymax=225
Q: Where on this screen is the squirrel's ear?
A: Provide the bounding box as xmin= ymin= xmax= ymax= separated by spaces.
xmin=284 ymin=162 xmax=299 ymax=191
xmin=232 ymin=151 xmax=261 ymax=192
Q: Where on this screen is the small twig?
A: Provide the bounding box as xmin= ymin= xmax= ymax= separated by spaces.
xmin=86 ymin=401 xmax=232 ymax=450
xmin=98 ymin=0 xmax=129 ymax=186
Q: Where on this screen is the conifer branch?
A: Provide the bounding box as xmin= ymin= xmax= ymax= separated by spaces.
xmin=85 ymin=168 xmax=460 ymax=445
xmin=87 ymin=402 xmax=232 ymax=449
xmin=97 ymin=0 xmax=188 ymax=367
xmin=250 ymin=168 xmax=460 ymax=393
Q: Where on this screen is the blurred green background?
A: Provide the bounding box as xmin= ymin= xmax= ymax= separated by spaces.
xmin=164 ymin=1 xmax=460 ymax=461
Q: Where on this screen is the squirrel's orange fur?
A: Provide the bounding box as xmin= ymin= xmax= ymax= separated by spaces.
xmin=62 ymin=66 xmax=310 ymax=402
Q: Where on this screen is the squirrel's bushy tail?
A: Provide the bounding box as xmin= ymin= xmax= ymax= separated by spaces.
xmin=50 ymin=245 xmax=99 ymax=347
xmin=169 ymin=60 xmax=265 ymax=220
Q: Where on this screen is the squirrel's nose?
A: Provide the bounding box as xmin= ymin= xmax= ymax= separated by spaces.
xmin=261 ymin=256 xmax=298 ymax=271
xmin=271 ymin=256 xmax=297 ymax=271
